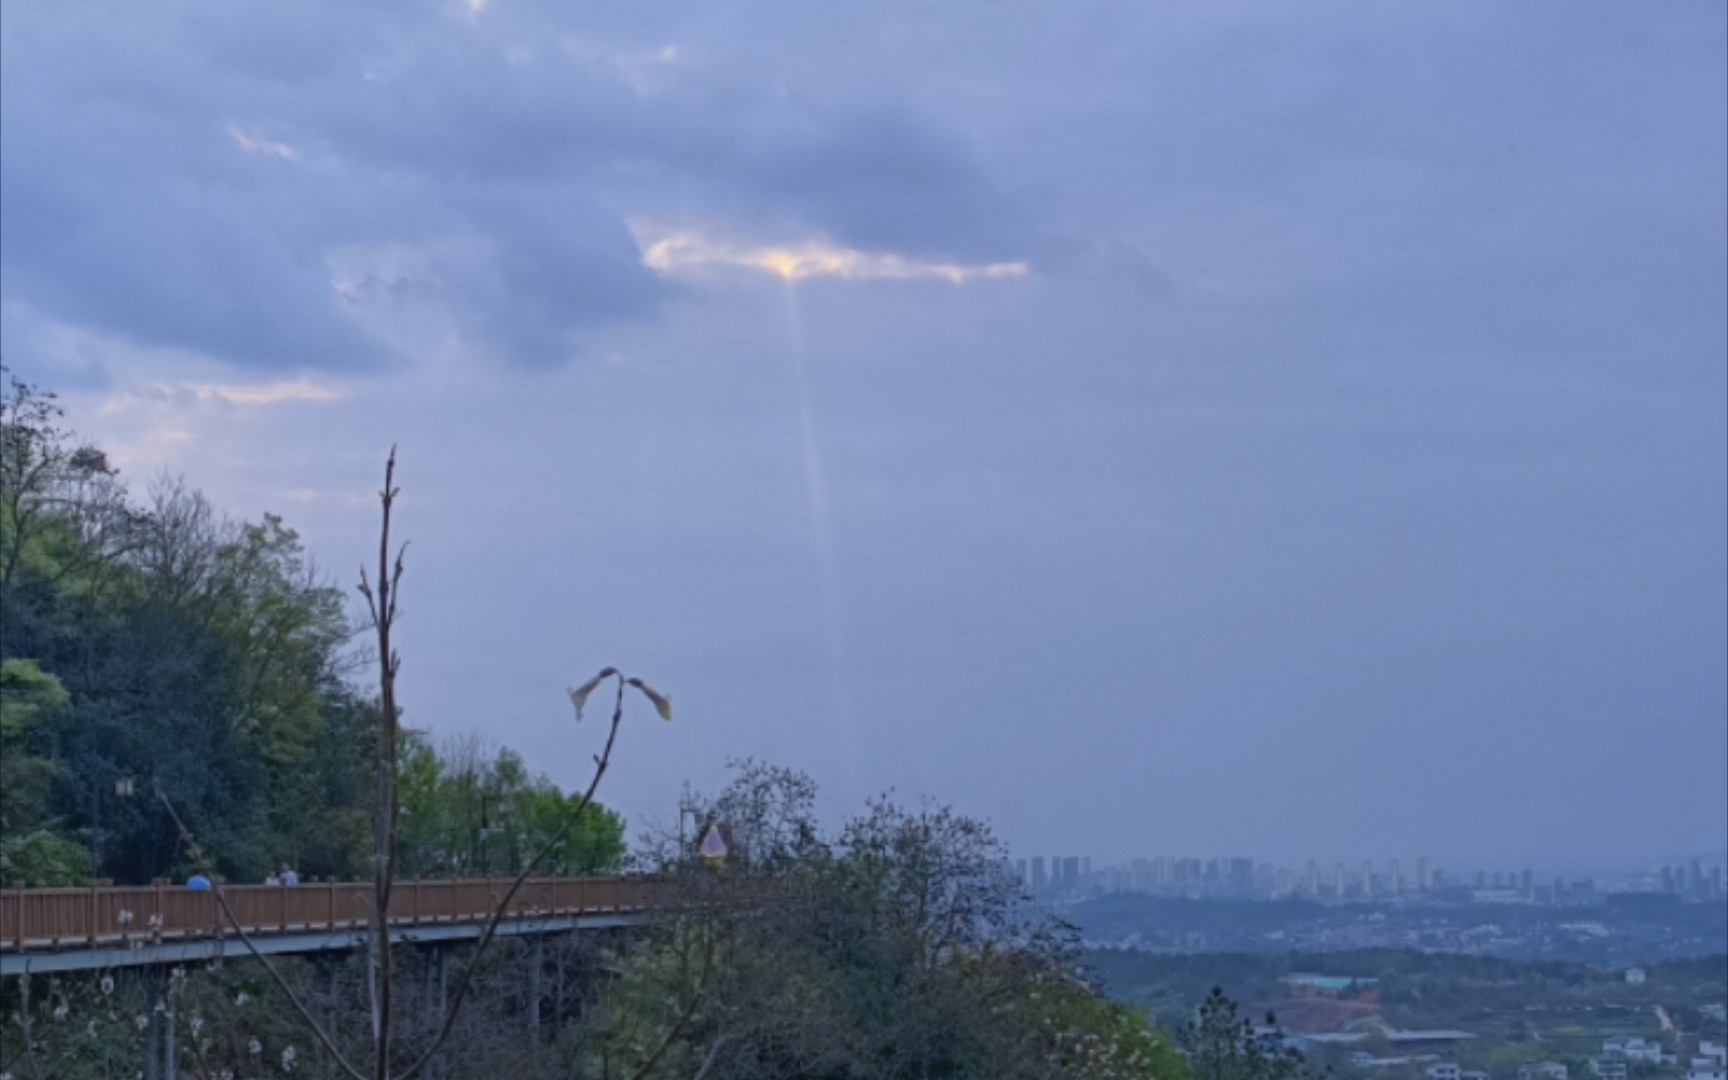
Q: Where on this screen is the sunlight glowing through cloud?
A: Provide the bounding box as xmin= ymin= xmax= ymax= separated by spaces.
xmin=228 ymin=128 xmax=299 ymax=160
xmin=634 ymin=229 xmax=1029 ymax=284
xmin=191 ymin=380 xmax=348 ymax=406
xmin=98 ymin=379 xmax=348 ymax=415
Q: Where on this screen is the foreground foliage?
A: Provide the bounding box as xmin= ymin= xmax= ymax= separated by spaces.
xmin=570 ymin=761 xmax=1187 ymax=1080
xmin=0 ymin=371 xmax=622 ymax=886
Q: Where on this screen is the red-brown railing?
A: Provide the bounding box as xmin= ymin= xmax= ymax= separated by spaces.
xmin=0 ymin=877 xmax=656 ymax=950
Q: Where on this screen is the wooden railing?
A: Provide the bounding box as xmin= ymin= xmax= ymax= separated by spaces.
xmin=0 ymin=876 xmax=657 ymax=950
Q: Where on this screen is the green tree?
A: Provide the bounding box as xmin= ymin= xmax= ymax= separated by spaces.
xmin=1181 ymin=988 xmax=1318 ymax=1080
xmin=577 ymin=762 xmax=1171 ymax=1080
xmin=0 ymin=657 xmax=88 ymax=884
xmin=396 ymin=732 xmax=625 ymax=878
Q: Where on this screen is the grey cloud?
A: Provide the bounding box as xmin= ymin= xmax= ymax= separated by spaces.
xmin=2 ymin=0 xmax=1049 ymax=376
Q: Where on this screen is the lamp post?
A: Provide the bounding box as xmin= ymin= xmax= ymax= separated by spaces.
xmin=478 ymin=794 xmax=493 ymax=875
xmin=87 ymin=760 xmax=137 ymax=879
xmin=477 ymin=793 xmax=514 ymax=875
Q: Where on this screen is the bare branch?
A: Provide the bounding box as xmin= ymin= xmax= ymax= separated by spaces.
xmin=395 ymin=675 xmax=634 ymax=1080
xmin=155 ymin=788 xmax=368 ymax=1080
xmin=692 ymin=1033 xmax=730 ymax=1080
xmin=365 ymin=445 xmax=403 ymax=1080
xmin=622 ymin=919 xmax=718 ymax=1080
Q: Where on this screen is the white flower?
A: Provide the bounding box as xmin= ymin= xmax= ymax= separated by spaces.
xmin=100 ymin=976 xmax=115 ymax=995
xmin=191 ymin=1016 xmax=203 ymax=1036
xmin=135 ymin=1014 xmax=150 ymax=1030
xmin=248 ymin=1037 xmax=262 ymax=1055
xmin=235 ymin=992 xmax=250 ymax=1006
xmin=282 ymin=1045 xmax=297 ymax=1071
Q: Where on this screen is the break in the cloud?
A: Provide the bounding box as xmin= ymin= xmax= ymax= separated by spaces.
xmin=635 ymin=228 xmax=1031 ymax=284
xmin=0 ymin=0 xmax=1041 ymax=376
xmin=72 ymin=372 xmax=352 ymax=477
xmin=228 ymin=128 xmax=300 ymax=161
xmin=101 ymin=378 xmax=348 ymax=411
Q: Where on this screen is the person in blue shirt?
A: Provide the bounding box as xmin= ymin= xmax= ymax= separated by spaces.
xmin=186 ymin=873 xmax=212 ymax=890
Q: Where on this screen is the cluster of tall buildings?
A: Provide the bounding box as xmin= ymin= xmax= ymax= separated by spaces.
xmin=1296 ymin=857 xmax=1442 ymax=899
xmin=1013 ymin=854 xmax=1448 ymax=900
xmin=1659 ymin=861 xmax=1725 ymax=901
xmin=1013 ymin=851 xmax=1728 ymax=904
xmin=1022 ymin=855 xmax=1091 ymax=896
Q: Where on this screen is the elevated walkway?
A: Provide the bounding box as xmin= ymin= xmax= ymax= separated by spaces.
xmin=0 ymin=876 xmax=656 ymax=974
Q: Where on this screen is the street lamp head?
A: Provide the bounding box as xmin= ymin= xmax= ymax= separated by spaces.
xmin=699 ymin=822 xmax=728 ymax=868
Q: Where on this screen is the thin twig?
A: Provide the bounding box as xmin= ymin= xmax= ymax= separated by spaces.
xmin=395 ymin=676 xmax=630 ymax=1080
xmin=17 ymin=962 xmax=43 ymax=1080
xmin=622 ymin=919 xmax=717 ymax=1080
xmin=155 ymin=789 xmax=367 ymax=1080
xmin=691 ymin=1033 xmax=729 ymax=1080
xmin=359 ymin=446 xmax=403 ymax=1080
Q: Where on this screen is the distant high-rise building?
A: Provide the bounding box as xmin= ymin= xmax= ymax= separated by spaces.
xmin=1417 ymin=856 xmax=1433 ymax=892
xmin=1362 ymin=860 xmax=1374 ymax=896
xmin=1475 ymin=870 xmax=1488 ymax=889
xmin=1334 ymin=862 xmax=1347 ymax=899
xmin=1520 ymin=868 xmax=1534 ymax=893
xmin=1062 ymin=856 xmax=1081 ymax=892
xmin=1016 ymin=858 xmax=1028 ymax=886
xmin=1306 ymin=859 xmax=1321 ymax=895
xmin=1390 ymin=859 xmax=1403 ymax=894
xmin=1080 ymin=856 xmax=1092 ymax=883
xmin=1129 ymin=858 xmax=1149 ymax=892
xmin=1031 ymin=856 xmax=1047 ymax=893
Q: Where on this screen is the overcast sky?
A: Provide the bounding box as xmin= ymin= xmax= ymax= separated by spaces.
xmin=4 ymin=0 xmax=1724 ymax=869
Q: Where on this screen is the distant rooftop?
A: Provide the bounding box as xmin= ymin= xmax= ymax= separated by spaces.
xmin=1386 ymin=1030 xmax=1477 ymax=1043
xmin=1284 ymin=974 xmax=1381 ymax=990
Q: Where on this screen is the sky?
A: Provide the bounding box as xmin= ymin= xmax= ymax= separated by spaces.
xmin=3 ymin=0 xmax=1724 ymax=869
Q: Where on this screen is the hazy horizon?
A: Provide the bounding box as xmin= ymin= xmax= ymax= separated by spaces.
xmin=4 ymin=1 xmax=1724 ymax=867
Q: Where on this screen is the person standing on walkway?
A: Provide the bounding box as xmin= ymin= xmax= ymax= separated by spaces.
xmin=279 ymin=863 xmax=298 ymax=886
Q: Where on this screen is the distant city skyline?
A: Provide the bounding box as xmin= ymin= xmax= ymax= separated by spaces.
xmin=1011 ymin=850 xmax=1728 ymax=901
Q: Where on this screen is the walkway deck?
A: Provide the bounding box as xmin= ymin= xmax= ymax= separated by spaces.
xmin=1 ymin=877 xmax=655 ymax=974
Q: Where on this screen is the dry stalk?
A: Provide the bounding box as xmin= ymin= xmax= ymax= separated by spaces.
xmin=151 ymin=448 xmax=676 ymax=1080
